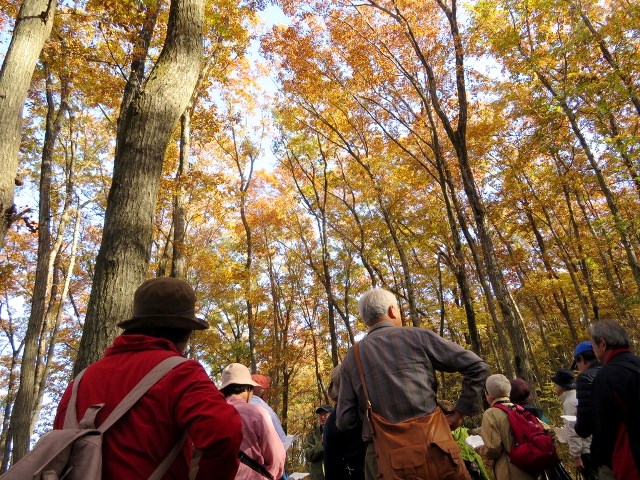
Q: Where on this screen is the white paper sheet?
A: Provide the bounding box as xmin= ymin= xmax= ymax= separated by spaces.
xmin=284 ymin=434 xmax=296 ymax=451
xmin=465 ymin=435 xmax=485 ymax=449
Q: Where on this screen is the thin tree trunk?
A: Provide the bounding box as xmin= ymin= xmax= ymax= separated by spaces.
xmin=572 ymin=2 xmax=640 ymax=117
xmin=530 ymin=64 xmax=640 ymax=291
xmin=366 ymin=0 xmax=532 ymax=377
xmin=522 ymin=203 xmax=578 ymax=343
xmin=171 ymin=111 xmax=190 ymax=279
xmin=556 ymin=161 xmax=600 ymax=322
xmin=8 ymin=62 xmax=68 ymax=462
xmin=0 ymin=299 xmax=24 ymax=472
xmin=33 ymin=204 xmax=80 ymax=428
xmin=74 ymin=0 xmax=204 ymax=374
xmin=286 ymin=147 xmax=340 ymax=364
xmin=427 ymin=102 xmax=480 ymax=353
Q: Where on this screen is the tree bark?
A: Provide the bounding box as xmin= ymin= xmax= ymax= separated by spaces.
xmin=171 ymin=110 xmax=190 ymax=279
xmin=74 ymin=0 xmax=204 ymax=374
xmin=0 ymin=0 xmax=56 ymax=251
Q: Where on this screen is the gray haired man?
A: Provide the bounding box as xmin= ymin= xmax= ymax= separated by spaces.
xmin=588 ymin=320 xmax=640 ymax=479
xmin=336 ymin=287 xmax=489 ymax=480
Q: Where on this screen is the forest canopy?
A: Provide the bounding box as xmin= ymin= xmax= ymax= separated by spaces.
xmin=0 ymin=0 xmax=639 ymax=471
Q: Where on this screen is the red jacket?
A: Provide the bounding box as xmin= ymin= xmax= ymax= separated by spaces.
xmin=54 ymin=335 xmax=243 ymax=480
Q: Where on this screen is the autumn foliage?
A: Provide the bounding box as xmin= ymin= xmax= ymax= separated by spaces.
xmin=0 ymin=0 xmax=639 ymax=471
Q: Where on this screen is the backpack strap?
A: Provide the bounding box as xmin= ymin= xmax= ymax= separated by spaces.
xmin=99 ymin=355 xmax=188 ymax=432
xmin=63 ymin=367 xmax=89 ymax=429
xmin=148 ymin=431 xmax=188 ymax=480
xmin=63 ymin=355 xmax=189 ymax=479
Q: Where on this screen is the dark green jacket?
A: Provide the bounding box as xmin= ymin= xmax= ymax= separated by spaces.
xmin=304 ymin=425 xmax=324 ymax=480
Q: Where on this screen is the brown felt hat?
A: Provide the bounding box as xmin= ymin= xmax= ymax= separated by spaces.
xmin=117 ymin=277 xmax=209 ymax=331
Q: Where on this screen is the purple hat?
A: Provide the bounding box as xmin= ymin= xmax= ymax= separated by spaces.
xmin=509 ymin=378 xmax=531 ymax=404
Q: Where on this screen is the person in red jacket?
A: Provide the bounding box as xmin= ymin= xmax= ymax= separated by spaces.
xmin=54 ymin=277 xmax=243 ymax=480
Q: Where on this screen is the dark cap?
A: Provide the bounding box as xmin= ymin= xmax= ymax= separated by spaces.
xmin=315 ymin=404 xmax=334 ymax=414
xmin=117 ymin=277 xmax=209 ymax=331
xmin=552 ymin=369 xmax=576 ymax=390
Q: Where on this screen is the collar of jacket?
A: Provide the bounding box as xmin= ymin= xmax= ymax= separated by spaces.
xmin=604 ymin=348 xmax=631 ymax=364
xmin=105 ymin=334 xmax=182 ymax=356
xmin=367 ymin=320 xmax=396 ymax=335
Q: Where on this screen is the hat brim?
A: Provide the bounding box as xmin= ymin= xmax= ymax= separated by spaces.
xmin=221 ymin=379 xmax=261 ymax=390
xmin=117 ymin=314 xmax=209 ymax=331
xmin=315 ymin=407 xmax=334 ymax=414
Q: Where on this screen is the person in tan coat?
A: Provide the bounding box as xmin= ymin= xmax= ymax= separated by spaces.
xmin=476 ymin=374 xmax=536 ymax=480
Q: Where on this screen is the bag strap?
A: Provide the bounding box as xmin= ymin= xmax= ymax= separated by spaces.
xmin=99 ymin=355 xmax=188 ymax=432
xmin=238 ymin=451 xmax=275 ymax=480
xmin=63 ymin=367 xmax=89 ymax=429
xmin=148 ymin=431 xmax=188 ymax=480
xmin=353 ymin=343 xmax=376 ymax=433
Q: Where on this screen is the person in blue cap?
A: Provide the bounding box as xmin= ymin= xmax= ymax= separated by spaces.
xmin=572 ymin=340 xmax=601 ymax=455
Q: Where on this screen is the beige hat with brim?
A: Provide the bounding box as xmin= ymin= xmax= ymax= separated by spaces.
xmin=221 ymin=363 xmax=261 ymax=389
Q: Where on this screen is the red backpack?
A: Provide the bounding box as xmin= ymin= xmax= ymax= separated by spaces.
xmin=491 ymin=402 xmax=559 ymax=474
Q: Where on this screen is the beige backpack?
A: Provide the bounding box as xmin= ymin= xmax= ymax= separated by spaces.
xmin=1 ymin=355 xmax=188 ymax=480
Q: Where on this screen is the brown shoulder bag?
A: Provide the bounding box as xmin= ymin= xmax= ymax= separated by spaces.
xmin=354 ymin=343 xmax=470 ymax=480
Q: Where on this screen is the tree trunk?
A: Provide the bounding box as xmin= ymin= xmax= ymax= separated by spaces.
xmin=426 ymin=101 xmax=481 ymax=353
xmin=286 ymin=148 xmax=340 ymax=364
xmin=171 ymin=110 xmax=190 ymax=279
xmin=404 ymin=0 xmax=533 ymax=379
xmin=74 ymin=0 xmax=204 ymax=374
xmin=572 ymin=2 xmax=640 ymax=117
xmin=0 ymin=301 xmax=24 ymax=472
xmin=0 ymin=0 xmax=56 ymax=251
xmin=7 ymin=63 xmax=68 ymax=462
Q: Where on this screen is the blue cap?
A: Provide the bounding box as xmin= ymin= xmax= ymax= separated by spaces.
xmin=571 ymin=341 xmax=594 ymax=370
xmin=574 ymin=341 xmax=593 ymax=358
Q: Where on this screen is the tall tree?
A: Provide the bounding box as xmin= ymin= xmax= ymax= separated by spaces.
xmin=74 ymin=0 xmax=205 ymax=373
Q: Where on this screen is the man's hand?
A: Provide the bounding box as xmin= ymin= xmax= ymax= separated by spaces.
xmin=574 ymin=456 xmax=584 ymax=469
xmin=446 ymin=411 xmax=465 ymax=430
